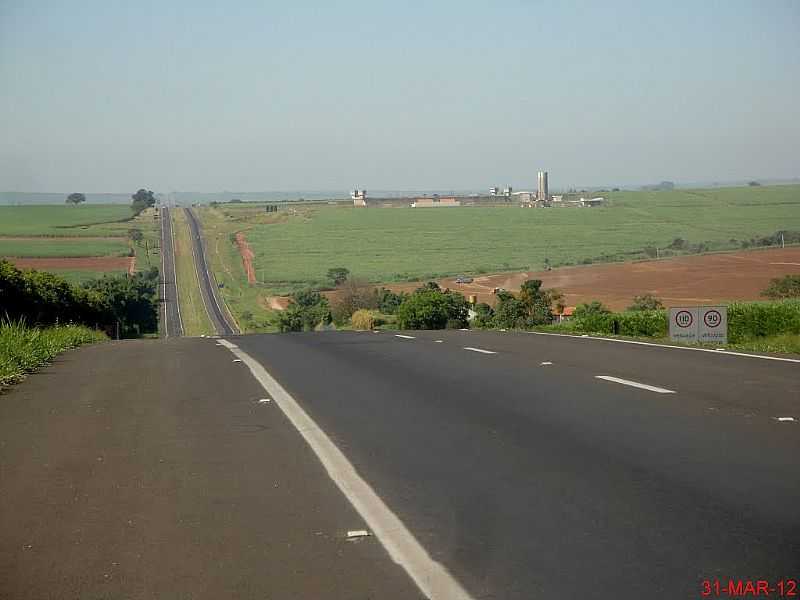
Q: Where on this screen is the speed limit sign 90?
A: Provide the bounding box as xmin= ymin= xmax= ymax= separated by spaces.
xmin=699 ymin=306 xmax=727 ymax=343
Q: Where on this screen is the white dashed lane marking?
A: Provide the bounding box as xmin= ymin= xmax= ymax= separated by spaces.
xmin=395 ymin=334 xmax=416 ymax=340
xmin=463 ymin=347 xmax=497 ymax=355
xmin=595 ymin=375 xmax=675 ymax=394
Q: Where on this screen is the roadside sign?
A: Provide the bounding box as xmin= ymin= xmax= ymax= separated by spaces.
xmin=669 ymin=306 xmax=727 ymax=344
xmin=698 ymin=306 xmax=727 ymax=344
xmin=669 ymin=307 xmax=699 ymax=342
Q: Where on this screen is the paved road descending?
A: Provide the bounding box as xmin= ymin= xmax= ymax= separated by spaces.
xmin=184 ymin=207 xmax=237 ymax=335
xmin=159 ymin=206 xmax=182 ymax=337
xmin=0 ymin=339 xmax=420 ymax=599
xmin=233 ymin=330 xmax=800 ymax=600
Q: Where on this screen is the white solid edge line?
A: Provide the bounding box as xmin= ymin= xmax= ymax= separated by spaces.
xmin=395 ymin=334 xmax=416 ymax=339
xmin=463 ymin=347 xmax=497 ymax=355
xmin=215 ymin=339 xmax=474 ymax=600
xmin=595 ymin=375 xmax=676 ymax=394
xmin=528 ymin=331 xmax=800 ymax=364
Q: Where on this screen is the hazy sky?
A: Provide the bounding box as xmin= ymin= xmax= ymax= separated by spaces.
xmin=1 ymin=0 xmax=798 ymax=192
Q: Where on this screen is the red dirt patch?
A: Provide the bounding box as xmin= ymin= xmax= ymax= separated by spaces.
xmin=235 ymin=232 xmax=256 ymax=285
xmin=258 ymin=295 xmax=290 ymax=311
xmin=8 ymin=257 xmax=134 ymax=272
xmin=324 ymin=248 xmax=800 ymax=311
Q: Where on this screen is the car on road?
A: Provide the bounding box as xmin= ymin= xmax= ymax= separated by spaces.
xmin=455 ymin=277 xmax=473 ymax=284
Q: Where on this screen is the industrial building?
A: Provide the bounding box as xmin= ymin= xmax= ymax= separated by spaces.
xmin=411 ymin=197 xmax=461 ymax=208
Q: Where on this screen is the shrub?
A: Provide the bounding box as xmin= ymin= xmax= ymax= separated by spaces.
xmin=396 ymin=288 xmax=468 ymax=330
xmin=628 ymin=294 xmax=664 ymax=311
xmin=277 ymin=289 xmax=331 ymax=332
xmin=350 ymin=309 xmax=375 ymax=330
xmin=728 ymin=300 xmax=800 ymax=341
xmin=762 ymin=275 xmax=800 ymax=300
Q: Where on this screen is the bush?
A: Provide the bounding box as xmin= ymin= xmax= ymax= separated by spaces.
xmin=762 ymin=275 xmax=800 ymax=300
xmin=728 ymin=300 xmax=800 ymax=342
xmin=277 ymin=289 xmax=331 ymax=332
xmin=628 ymin=294 xmax=664 ymax=311
xmin=396 ymin=288 xmax=468 ymax=330
xmin=350 ymin=309 xmax=375 ymax=330
xmin=471 ymin=303 xmax=494 ymax=328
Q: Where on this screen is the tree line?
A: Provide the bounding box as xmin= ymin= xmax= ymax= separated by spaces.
xmin=0 ymin=260 xmax=159 ymax=338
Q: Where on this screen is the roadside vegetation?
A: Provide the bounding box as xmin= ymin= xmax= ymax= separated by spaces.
xmin=1 ymin=259 xmax=159 ymax=338
xmin=0 ymin=320 xmax=107 ymax=389
xmin=171 ymin=209 xmax=215 ymax=336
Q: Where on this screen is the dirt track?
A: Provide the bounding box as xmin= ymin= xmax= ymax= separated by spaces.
xmin=234 ymin=232 xmax=256 ymax=284
xmin=318 ymin=247 xmax=800 ymax=312
xmin=7 ymin=257 xmax=135 ymax=274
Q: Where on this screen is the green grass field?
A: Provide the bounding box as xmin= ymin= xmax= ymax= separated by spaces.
xmin=211 ymin=185 xmax=800 ymax=294
xmin=36 ymin=269 xmax=129 ymax=285
xmin=0 ymin=205 xmax=134 ymax=236
xmin=0 ymin=238 xmax=130 ymax=258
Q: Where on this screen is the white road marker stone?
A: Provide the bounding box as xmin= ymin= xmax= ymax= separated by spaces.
xmin=540 ymin=361 xmax=553 ymax=366
xmin=214 ymin=338 xmax=474 ymax=600
xmin=499 ymin=328 xmax=507 ymax=332
xmin=595 ymin=375 xmax=675 ymax=394
xmin=257 ymin=398 xmax=271 ymax=404
xmin=395 ymin=334 xmax=416 ymax=339
xmin=463 ymin=347 xmax=497 ymax=355
xmin=232 ymin=359 xmax=242 ymax=363
xmin=774 ymin=417 xmax=796 ymax=422
xmin=459 ymin=328 xmax=469 ymax=331
xmin=434 ymin=340 xmax=444 ymax=343
xmin=346 ymin=530 xmax=371 ymax=540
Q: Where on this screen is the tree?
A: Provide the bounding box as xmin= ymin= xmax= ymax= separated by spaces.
xmin=128 ymin=228 xmax=144 ymax=245
xmin=327 ymin=267 xmax=350 ymax=286
xmin=628 ymin=294 xmax=664 ymax=311
xmin=131 ymin=189 xmax=156 ymax=214
xmin=761 ymin=275 xmax=800 ymax=300
xmin=396 ymin=287 xmax=468 ymax=330
xmin=277 ymin=289 xmax=331 ymax=332
xmin=471 ymin=303 xmax=495 ymax=328
xmin=574 ymin=301 xmax=610 ymax=318
xmin=376 ymin=288 xmax=407 ymax=314
xmin=66 ymin=192 xmax=86 ymax=205
xmin=748 ymin=181 xmax=761 ymax=186
xmin=330 ymin=276 xmax=377 ymax=324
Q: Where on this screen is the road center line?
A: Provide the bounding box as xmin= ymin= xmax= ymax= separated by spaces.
xmin=463 ymin=347 xmax=497 ymax=355
xmin=395 ymin=334 xmax=416 ymax=339
xmin=215 ymin=339 xmax=473 ymax=600
xmin=595 ymin=375 xmax=675 ymax=394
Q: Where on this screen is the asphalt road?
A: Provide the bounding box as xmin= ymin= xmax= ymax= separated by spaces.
xmin=2 ymin=330 xmax=798 ymax=598
xmin=0 ymin=338 xmax=420 ymax=599
xmin=232 ymin=330 xmax=800 ymax=599
xmin=159 ymin=206 xmax=183 ymax=337
xmin=184 ymin=207 xmax=238 ymax=336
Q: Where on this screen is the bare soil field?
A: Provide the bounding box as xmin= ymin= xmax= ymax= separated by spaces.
xmin=8 ymin=257 xmax=136 ymax=274
xmin=319 ymin=247 xmax=800 ymax=312
xmin=235 ymin=232 xmax=256 ymax=284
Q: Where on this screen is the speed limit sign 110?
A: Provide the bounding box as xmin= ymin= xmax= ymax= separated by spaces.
xmin=669 ymin=307 xmax=699 ymax=342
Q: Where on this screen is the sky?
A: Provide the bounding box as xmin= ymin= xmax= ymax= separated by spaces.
xmin=0 ymin=0 xmax=798 ymax=193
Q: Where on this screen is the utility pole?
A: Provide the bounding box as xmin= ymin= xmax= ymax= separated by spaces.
xmin=782 ymin=232 xmax=785 ymax=248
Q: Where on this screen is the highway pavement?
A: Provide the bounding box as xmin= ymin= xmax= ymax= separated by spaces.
xmin=184 ymin=207 xmax=238 ymax=336
xmin=159 ymin=206 xmax=183 ymax=337
xmin=1 ymin=329 xmax=798 ymax=598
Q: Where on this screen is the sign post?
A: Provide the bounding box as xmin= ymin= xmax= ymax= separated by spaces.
xmin=669 ymin=306 xmax=727 ymax=344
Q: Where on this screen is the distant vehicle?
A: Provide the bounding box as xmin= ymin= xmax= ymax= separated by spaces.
xmin=492 ymin=287 xmax=506 ymax=294
xmin=218 ymin=282 xmax=225 ymax=289
xmin=455 ymin=277 xmax=473 ymax=284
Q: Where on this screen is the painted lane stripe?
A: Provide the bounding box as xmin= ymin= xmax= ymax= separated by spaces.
xmin=595 ymin=375 xmax=675 ymax=394
xmin=463 ymin=347 xmax=497 ymax=355
xmin=528 ymin=331 xmax=800 ymax=364
xmin=215 ymin=339 xmax=473 ymax=600
xmin=395 ymin=334 xmax=416 ymax=339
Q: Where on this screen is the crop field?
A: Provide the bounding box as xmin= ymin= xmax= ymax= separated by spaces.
xmin=0 ymin=205 xmax=134 ymax=236
xmin=210 ymin=185 xmax=800 ymax=295
xmin=0 ymin=238 xmax=130 ymax=258
xmin=0 ymin=205 xmax=160 ymax=280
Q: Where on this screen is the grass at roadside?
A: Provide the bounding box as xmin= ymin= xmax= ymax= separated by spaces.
xmin=172 ymin=209 xmax=215 ymax=336
xmin=0 ymin=320 xmax=107 ymax=389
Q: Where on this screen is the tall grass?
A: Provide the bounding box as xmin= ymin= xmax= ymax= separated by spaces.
xmin=0 ymin=320 xmax=107 ymax=388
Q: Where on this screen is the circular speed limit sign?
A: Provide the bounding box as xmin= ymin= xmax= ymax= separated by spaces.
xmin=675 ymin=310 xmax=693 ymax=328
xmin=704 ymin=309 xmax=722 ymax=328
